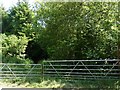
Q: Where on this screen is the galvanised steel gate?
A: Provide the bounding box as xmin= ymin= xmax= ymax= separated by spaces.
xmin=43 ymin=59 xmax=120 ymax=80
xmin=0 ymin=59 xmax=120 ymax=80
xmin=0 ymin=63 xmax=42 ymax=79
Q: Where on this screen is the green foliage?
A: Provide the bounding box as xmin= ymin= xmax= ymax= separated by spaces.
xmin=1 ymin=33 xmax=29 ymax=63
xmin=1 ymin=78 xmax=120 ymax=88
xmin=36 ymin=2 xmax=118 ymax=60
xmin=2 ymin=1 xmax=36 ymax=38
xmin=1 ymin=9 xmax=9 ymax=33
xmin=0 ymin=41 xmax=1 ymax=57
xmin=1 ymin=1 xmax=119 ymax=62
xmin=0 ymin=2 xmax=119 ymax=88
xmin=2 ymin=55 xmax=32 ymax=64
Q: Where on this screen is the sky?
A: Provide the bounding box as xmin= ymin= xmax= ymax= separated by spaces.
xmin=1 ymin=0 xmax=36 ymax=10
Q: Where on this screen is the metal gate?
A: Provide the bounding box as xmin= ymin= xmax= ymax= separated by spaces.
xmin=0 ymin=59 xmax=120 ymax=80
xmin=43 ymin=59 xmax=120 ymax=80
xmin=0 ymin=63 xmax=42 ymax=79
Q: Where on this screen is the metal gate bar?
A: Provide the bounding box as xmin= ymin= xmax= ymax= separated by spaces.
xmin=0 ymin=59 xmax=120 ymax=80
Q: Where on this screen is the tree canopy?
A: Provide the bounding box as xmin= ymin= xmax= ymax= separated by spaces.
xmin=1 ymin=1 xmax=119 ymax=63
xmin=35 ymin=2 xmax=119 ymax=60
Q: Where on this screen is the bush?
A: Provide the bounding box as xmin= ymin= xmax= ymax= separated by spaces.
xmin=1 ymin=33 xmax=29 ymax=63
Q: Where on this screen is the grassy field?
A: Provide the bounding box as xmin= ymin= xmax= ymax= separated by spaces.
xmin=0 ymin=78 xmax=120 ymax=89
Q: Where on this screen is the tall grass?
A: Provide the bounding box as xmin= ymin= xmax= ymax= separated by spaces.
xmin=1 ymin=77 xmax=120 ymax=89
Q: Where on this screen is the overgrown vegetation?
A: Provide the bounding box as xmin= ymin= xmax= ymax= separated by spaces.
xmin=0 ymin=1 xmax=120 ymax=88
xmin=1 ymin=78 xmax=120 ymax=89
xmin=1 ymin=1 xmax=119 ymax=63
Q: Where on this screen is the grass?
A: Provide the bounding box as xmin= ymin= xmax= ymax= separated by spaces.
xmin=0 ymin=77 xmax=120 ymax=89
xmin=1 ymin=78 xmax=65 ymax=88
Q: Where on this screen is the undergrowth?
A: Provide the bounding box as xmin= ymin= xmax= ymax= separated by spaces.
xmin=1 ymin=77 xmax=120 ymax=89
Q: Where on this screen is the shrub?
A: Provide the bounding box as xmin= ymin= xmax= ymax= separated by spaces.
xmin=1 ymin=33 xmax=29 ymax=63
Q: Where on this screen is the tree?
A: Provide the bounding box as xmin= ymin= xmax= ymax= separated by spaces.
xmin=2 ymin=1 xmax=35 ymax=38
xmin=35 ymin=2 xmax=118 ymax=60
